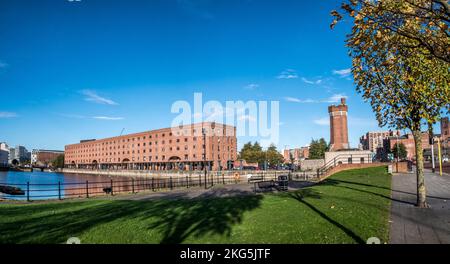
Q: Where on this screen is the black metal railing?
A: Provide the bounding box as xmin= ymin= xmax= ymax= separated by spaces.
xmin=289 ymin=154 xmax=375 ymax=181
xmin=0 ymin=173 xmax=243 ymax=201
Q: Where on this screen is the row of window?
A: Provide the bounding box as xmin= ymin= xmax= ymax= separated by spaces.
xmin=67 ymin=133 xmax=235 ymax=150
xmin=66 ymin=145 xmax=234 ymax=158
xmin=72 ymin=153 xmax=232 ymax=164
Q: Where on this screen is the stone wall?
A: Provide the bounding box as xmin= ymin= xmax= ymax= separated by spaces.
xmin=299 ymin=159 xmax=325 ymax=171
xmin=319 ymin=163 xmax=390 ymax=181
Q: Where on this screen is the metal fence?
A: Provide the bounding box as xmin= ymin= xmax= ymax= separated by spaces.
xmin=0 ymin=174 xmax=243 ymax=201
xmin=289 ymin=171 xmax=320 ymax=181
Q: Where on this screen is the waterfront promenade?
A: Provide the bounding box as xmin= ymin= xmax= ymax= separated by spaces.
xmin=390 ymin=169 xmax=450 ymax=244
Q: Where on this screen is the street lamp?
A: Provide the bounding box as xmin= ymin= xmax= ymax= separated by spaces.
xmin=210 ymin=122 xmax=216 ymax=187
xmin=202 ymin=127 xmax=207 ymax=189
xmin=396 ymin=133 xmax=399 ymax=173
xmin=437 ymin=137 xmax=443 ymax=176
xmin=431 ymin=135 xmax=436 ymax=173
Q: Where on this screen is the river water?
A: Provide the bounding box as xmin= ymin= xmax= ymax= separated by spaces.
xmin=0 ymin=171 xmax=135 ymax=200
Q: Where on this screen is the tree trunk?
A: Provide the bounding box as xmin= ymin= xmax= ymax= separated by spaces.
xmin=412 ymin=129 xmax=427 ymax=208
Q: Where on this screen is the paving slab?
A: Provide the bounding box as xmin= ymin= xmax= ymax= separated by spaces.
xmin=390 ymin=170 xmax=450 ymax=244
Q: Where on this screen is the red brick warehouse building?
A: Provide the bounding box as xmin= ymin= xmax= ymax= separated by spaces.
xmin=64 ymin=122 xmax=237 ymax=171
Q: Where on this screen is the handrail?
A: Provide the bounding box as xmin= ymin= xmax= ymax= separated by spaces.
xmin=317 ymin=153 xmax=373 ymax=176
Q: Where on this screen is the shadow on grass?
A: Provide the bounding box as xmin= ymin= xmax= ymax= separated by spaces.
xmin=325 ymin=178 xmax=450 ymax=201
xmin=287 ymin=189 xmax=365 ymax=244
xmin=0 ymin=190 xmax=262 ymax=244
xmin=323 ymin=179 xmax=416 ymax=206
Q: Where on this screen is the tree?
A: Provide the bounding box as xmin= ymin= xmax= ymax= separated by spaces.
xmin=391 ymin=143 xmax=408 ymax=160
xmin=289 ymin=152 xmax=295 ymax=165
xmin=331 ymin=0 xmax=450 ymax=63
xmin=52 ymin=154 xmax=65 ymax=169
xmin=239 ymin=142 xmax=265 ymax=165
xmin=309 ymin=138 xmax=329 ymax=159
xmin=265 ymin=144 xmax=284 ymax=168
xmin=332 ymin=0 xmax=450 ymax=207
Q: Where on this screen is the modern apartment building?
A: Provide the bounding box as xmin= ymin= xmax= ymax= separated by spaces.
xmin=0 ymin=143 xmax=9 ymax=166
xmin=8 ymin=145 xmax=31 ymax=165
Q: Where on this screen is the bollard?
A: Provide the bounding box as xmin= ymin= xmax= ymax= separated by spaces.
xmin=152 ymin=177 xmax=155 ymax=191
xmin=186 ymin=175 xmax=189 ymax=188
xmin=223 ymin=173 xmax=225 ymax=185
xmin=132 ymin=178 xmax=135 ymax=194
xmin=86 ymin=180 xmax=89 ymax=198
xmin=110 ymin=179 xmax=114 ymax=196
xmin=170 ymin=177 xmax=173 ymax=190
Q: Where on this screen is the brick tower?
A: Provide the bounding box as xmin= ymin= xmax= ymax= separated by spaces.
xmin=328 ymin=98 xmax=349 ymax=151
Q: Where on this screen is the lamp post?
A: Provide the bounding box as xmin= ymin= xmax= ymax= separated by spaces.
xmin=211 ymin=122 xmax=215 ymax=187
xmin=202 ymin=127 xmax=207 ymax=189
xmin=437 ymin=137 xmax=443 ymax=176
xmin=431 ymin=136 xmax=436 ymax=173
xmin=396 ymin=133 xmax=399 ymax=173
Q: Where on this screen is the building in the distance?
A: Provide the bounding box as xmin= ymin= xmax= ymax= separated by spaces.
xmin=385 ymin=132 xmax=431 ymax=161
xmin=360 ymin=131 xmax=401 ymax=153
xmin=8 ymin=145 xmax=31 ymax=165
xmin=64 ymin=122 xmax=237 ymax=171
xmin=0 ymin=143 xmax=9 ymax=167
xmin=283 ymin=147 xmax=310 ymax=164
xmin=32 ymin=149 xmax=65 ymax=167
xmin=360 ymin=130 xmax=400 ymax=160
xmin=328 ymin=98 xmax=349 ymax=151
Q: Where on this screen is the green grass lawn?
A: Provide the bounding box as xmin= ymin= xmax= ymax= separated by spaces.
xmin=0 ymin=166 xmax=391 ymax=244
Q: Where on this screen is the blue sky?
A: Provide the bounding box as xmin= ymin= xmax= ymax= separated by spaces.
xmin=0 ymin=0 xmax=440 ymax=151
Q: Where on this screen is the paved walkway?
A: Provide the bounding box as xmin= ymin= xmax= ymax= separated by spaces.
xmin=110 ymin=181 xmax=314 ymax=201
xmin=390 ymin=170 xmax=450 ymax=244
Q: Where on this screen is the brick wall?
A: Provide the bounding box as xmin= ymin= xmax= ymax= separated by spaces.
xmin=319 ymin=162 xmax=390 ymax=181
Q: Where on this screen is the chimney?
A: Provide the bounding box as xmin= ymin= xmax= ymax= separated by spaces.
xmin=340 ymin=97 xmax=346 ymax=105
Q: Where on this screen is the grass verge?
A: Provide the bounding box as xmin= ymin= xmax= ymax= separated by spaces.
xmin=0 ymin=166 xmax=391 ymax=244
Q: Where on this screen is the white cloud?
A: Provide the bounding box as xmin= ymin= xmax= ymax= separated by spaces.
xmin=285 ymin=97 xmax=302 ymax=103
xmin=285 ymin=95 xmax=348 ymax=104
xmin=0 ymin=112 xmax=17 ymax=118
xmin=277 ymin=69 xmax=298 ymax=79
xmin=92 ymin=116 xmax=124 ymax=121
xmin=301 ymin=77 xmax=322 ymax=85
xmin=333 ymin=68 xmax=352 ymax=77
xmin=313 ymin=117 xmax=330 ymax=126
xmin=244 ymin=83 xmax=259 ymax=90
xmin=323 ymin=94 xmax=348 ymax=103
xmin=81 ymin=90 xmax=118 ymax=105
xmin=285 ymin=97 xmax=319 ymax=103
